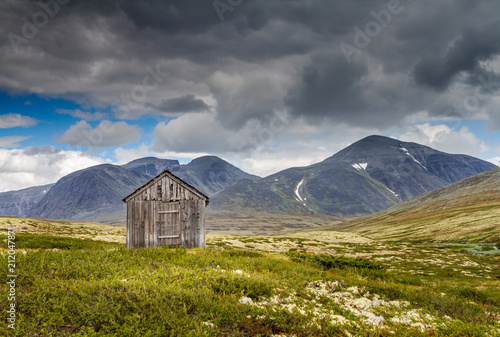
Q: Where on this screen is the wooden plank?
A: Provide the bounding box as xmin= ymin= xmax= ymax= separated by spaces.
xmin=132 ymin=200 xmax=137 ymax=248
xmin=186 ymin=200 xmax=191 ymax=248
xmin=162 ymin=176 xmax=167 ymax=200
xmin=194 ymin=200 xmax=200 ymax=248
xmin=174 ymin=202 xmax=181 ymax=246
xmin=164 ymin=201 xmax=170 ymax=246
xmin=143 ymin=201 xmax=147 ymax=247
xmin=137 ymin=201 xmax=142 ymax=248
xmin=180 ymin=200 xmax=185 ymax=248
xmin=144 ymin=200 xmax=149 ymax=247
xmin=158 ymin=210 xmax=179 ymax=214
xmin=141 ymin=201 xmax=146 ymax=248
xmin=158 ymin=235 xmax=179 ymax=239
xmin=126 ymin=201 xmax=131 ymax=248
xmin=182 ymin=202 xmax=187 ymax=248
xmin=149 ymin=200 xmax=154 ymax=246
xmin=199 ymin=200 xmax=206 ymax=249
xmin=192 ymin=200 xmax=197 ymax=248
xmin=131 ymin=199 xmax=138 ymax=248
xmin=153 ymin=201 xmax=160 ymax=247
xmin=148 ymin=200 xmax=153 ymax=247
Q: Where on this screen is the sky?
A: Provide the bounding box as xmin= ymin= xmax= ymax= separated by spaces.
xmin=1 ymin=0 xmax=500 ymax=192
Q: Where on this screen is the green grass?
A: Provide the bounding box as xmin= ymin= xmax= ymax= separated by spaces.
xmin=0 ymin=234 xmax=121 ymax=250
xmin=0 ymin=233 xmax=499 ymax=336
xmin=286 ymin=252 xmax=384 ymax=271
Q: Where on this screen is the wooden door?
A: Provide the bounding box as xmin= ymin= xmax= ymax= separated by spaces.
xmin=156 ymin=201 xmax=181 ymax=246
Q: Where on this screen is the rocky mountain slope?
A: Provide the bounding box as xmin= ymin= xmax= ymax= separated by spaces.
xmin=22 ymin=156 xmax=259 ymax=222
xmin=26 ymin=164 xmax=150 ymax=221
xmin=0 ymin=184 xmax=54 ymax=217
xmin=171 ymin=156 xmax=260 ymax=195
xmin=326 ymin=167 xmax=500 ymax=242
xmin=210 ymin=135 xmax=497 ymax=216
xmin=122 ymin=157 xmax=180 ymax=176
xmin=4 ymin=136 xmax=496 ymax=223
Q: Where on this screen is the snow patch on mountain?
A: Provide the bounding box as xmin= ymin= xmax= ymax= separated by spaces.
xmin=386 ymin=186 xmax=399 ymax=199
xmin=399 ymin=147 xmax=427 ymax=170
xmin=295 ymin=178 xmax=305 ymax=202
xmin=294 ymin=178 xmax=314 ymax=211
xmin=352 ymin=163 xmax=368 ymax=171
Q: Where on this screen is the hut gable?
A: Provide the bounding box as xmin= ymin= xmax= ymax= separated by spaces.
xmin=123 ymin=170 xmax=209 ymax=249
xmin=123 ymin=170 xmax=209 ymax=204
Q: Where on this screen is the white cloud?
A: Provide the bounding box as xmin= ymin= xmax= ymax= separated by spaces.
xmin=0 ymin=146 xmax=108 ymax=192
xmin=0 ymin=136 xmax=30 ymax=148
xmin=114 ymin=144 xmax=152 ymax=165
xmin=151 ymin=112 xmax=263 ymax=153
xmin=228 ymin=148 xmax=329 ymax=178
xmin=56 ymin=109 xmax=108 ymax=121
xmin=397 ymin=123 xmax=489 ymax=156
xmin=150 ymin=112 xmax=378 ymax=177
xmin=487 ymin=157 xmax=500 ymax=166
xmin=59 ymin=120 xmax=141 ymax=148
xmin=115 ymin=145 xmax=209 ymax=166
xmin=0 ymin=113 xmax=37 ymax=128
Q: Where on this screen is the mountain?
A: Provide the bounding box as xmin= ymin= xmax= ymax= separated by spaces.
xmin=23 ymin=156 xmax=259 ymax=223
xmin=171 ymin=156 xmax=260 ymax=195
xmin=122 ymin=157 xmax=180 ymax=176
xmin=0 ymin=184 xmax=54 ymax=217
xmin=122 ymin=156 xmax=259 ymax=195
xmin=326 ymin=135 xmax=496 ymax=201
xmin=325 ymin=167 xmax=500 ymax=242
xmin=210 ymin=135 xmax=497 ymax=216
xmin=26 ymin=164 xmax=151 ymax=221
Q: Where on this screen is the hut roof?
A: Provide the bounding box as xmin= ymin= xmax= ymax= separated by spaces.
xmin=122 ymin=170 xmax=209 ymax=204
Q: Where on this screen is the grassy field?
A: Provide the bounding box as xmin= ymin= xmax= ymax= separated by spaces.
xmin=206 ymin=212 xmax=345 ymax=236
xmin=325 ymin=204 xmax=500 ymax=243
xmin=0 ymin=217 xmax=499 ymax=336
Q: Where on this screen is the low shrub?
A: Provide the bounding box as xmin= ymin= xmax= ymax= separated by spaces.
xmin=286 ymin=252 xmax=383 ymax=271
xmin=0 ymin=234 xmax=119 ymax=250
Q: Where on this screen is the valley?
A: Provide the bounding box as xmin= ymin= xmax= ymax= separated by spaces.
xmin=0 ymin=135 xmax=499 ymax=335
xmin=0 ymin=135 xmax=496 ymax=228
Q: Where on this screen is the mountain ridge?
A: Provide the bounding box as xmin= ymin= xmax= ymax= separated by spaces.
xmin=2 ymin=136 xmax=496 ymax=223
xmin=324 ymin=166 xmax=500 ymax=242
xmin=0 ymin=184 xmax=55 ymax=217
xmin=209 ymin=135 xmax=497 ymax=216
xmin=22 ymin=155 xmax=259 ymax=222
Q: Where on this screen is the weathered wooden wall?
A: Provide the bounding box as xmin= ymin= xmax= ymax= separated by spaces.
xmin=180 ymin=199 xmax=206 ymax=249
xmin=129 ymin=174 xmax=201 ymax=203
xmin=125 ymin=173 xmax=207 ymax=249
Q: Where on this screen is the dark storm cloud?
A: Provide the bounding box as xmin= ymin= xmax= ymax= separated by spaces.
xmin=284 ymin=54 xmax=369 ymax=123
xmin=1 ymin=0 xmax=500 ymax=131
xmin=149 ymin=94 xmax=209 ymax=114
xmin=413 ymin=21 xmax=500 ymax=91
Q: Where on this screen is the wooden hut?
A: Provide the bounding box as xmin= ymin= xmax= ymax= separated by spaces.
xmin=122 ymin=170 xmax=209 ymax=249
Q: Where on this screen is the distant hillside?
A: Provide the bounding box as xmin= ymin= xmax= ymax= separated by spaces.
xmin=325 ymin=167 xmax=500 ymax=242
xmin=0 ymin=184 xmax=54 ymax=217
xmin=122 ymin=157 xmax=180 ymax=176
xmin=172 ymin=156 xmax=260 ymax=195
xmin=26 ymin=164 xmax=150 ymax=221
xmin=22 ymin=156 xmax=259 ymax=223
xmin=210 ymin=135 xmax=497 ymax=216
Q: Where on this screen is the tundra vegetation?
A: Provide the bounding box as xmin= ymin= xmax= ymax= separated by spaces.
xmin=0 ymin=216 xmax=499 ymax=336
